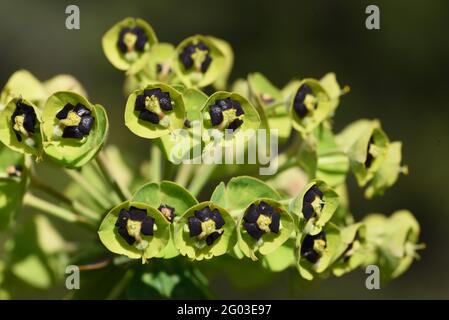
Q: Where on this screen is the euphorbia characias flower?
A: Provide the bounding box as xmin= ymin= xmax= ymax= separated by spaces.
xmin=290 ymin=180 xmax=339 ymax=235
xmin=102 ymin=17 xmax=158 ymax=72
xmin=41 ymin=91 xmax=108 ymax=168
xmin=289 ymin=79 xmax=334 ymax=134
xmin=99 ymin=201 xmax=170 ymax=262
xmin=362 ymin=210 xmax=422 ymax=281
xmin=332 ymin=223 xmax=367 ymax=277
xmin=295 ymin=223 xmax=341 ymax=280
xmin=237 ymin=199 xmax=294 ymax=261
xmin=174 ymin=35 xmax=228 ymax=88
xmin=201 ymin=91 xmax=260 ymax=144
xmin=132 ymin=180 xmax=198 ymax=259
xmin=0 ymin=98 xmax=43 ymax=157
xmin=124 ymin=83 xmax=185 ymax=139
xmin=174 ymin=202 xmax=236 ymax=260
xmin=336 ymin=119 xmax=408 ymax=198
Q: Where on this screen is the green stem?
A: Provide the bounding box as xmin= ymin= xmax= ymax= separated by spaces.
xmin=30 ymin=174 xmax=99 ymax=221
xmin=174 ymin=163 xmax=194 ymax=187
xmin=188 ymin=165 xmax=216 ymax=197
xmin=150 ymin=143 xmax=161 ymax=182
xmin=64 ymin=169 xmax=112 ymax=209
xmin=23 ymin=193 xmax=96 ymax=229
xmin=96 ymin=152 xmax=131 ymax=201
xmin=106 ymin=269 xmax=134 ymax=300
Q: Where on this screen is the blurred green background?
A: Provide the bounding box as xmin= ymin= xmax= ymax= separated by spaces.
xmin=1 ymin=0 xmax=448 ymax=299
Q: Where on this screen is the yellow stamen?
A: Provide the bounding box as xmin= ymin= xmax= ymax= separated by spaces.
xmin=60 ymin=111 xmax=81 ymax=127
xmin=256 ymin=214 xmax=272 ymax=233
xmin=123 ymin=32 xmax=138 ymax=52
xmin=191 ymin=48 xmax=208 ymax=72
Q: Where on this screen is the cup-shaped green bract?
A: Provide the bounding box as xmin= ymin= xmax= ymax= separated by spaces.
xmin=125 ymin=83 xmax=185 ymax=139
xmin=102 ymin=17 xmax=158 ymax=72
xmin=41 ymin=91 xmax=109 ymax=168
xmin=247 ymin=73 xmax=292 ymax=140
xmin=237 ymin=198 xmax=294 ymax=261
xmin=159 ymin=87 xmax=207 ymax=164
xmin=141 ymin=43 xmax=178 ymax=84
xmin=289 ymin=79 xmax=333 ymax=135
xmin=363 ymin=210 xmax=421 ymax=281
xmin=295 ymin=223 xmax=341 ymax=280
xmin=0 ymin=145 xmax=28 ymax=230
xmin=201 ymin=91 xmax=261 ymax=146
xmin=174 ymin=35 xmax=227 ymax=88
xmin=319 ymin=72 xmax=345 ymax=112
xmin=208 ymin=36 xmax=234 ymax=90
xmin=0 ymin=70 xmax=47 ymax=111
xmin=0 ymin=98 xmax=43 ymax=158
xmin=174 ymin=201 xmax=236 ymax=260
xmin=132 ymin=181 xmax=198 ymax=258
xmin=337 ymin=119 xmax=407 ymax=198
xmin=98 ymin=201 xmax=170 ymax=262
xmin=332 ymin=223 xmax=367 ymax=276
xmin=43 ymin=74 xmax=87 ymax=98
xmin=290 ymin=180 xmax=339 ymax=236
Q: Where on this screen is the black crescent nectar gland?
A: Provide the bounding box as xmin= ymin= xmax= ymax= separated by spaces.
xmin=293 ymin=84 xmax=316 ymax=118
xmin=118 ymin=26 xmax=148 ymax=54
xmin=115 ymin=206 xmax=155 ymax=245
xmin=301 ymin=231 xmax=327 ymax=264
xmin=188 ymin=206 xmax=225 ymax=246
xmin=243 ymin=201 xmax=281 ymax=241
xmin=302 ymin=185 xmax=324 ymax=221
xmin=179 ymin=41 xmax=212 ymax=73
xmin=11 ymin=100 xmax=37 ymax=143
xmin=134 ymin=88 xmax=175 ymax=125
xmin=365 ymin=136 xmax=375 ymax=168
xmin=208 ymin=97 xmax=245 ymax=131
xmin=55 ymin=103 xmax=94 ymax=139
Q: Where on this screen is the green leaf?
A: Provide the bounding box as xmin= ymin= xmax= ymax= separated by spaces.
xmin=98 ymin=201 xmax=170 ymax=262
xmin=174 ymin=201 xmax=236 ymax=260
xmin=290 ymin=180 xmax=339 ymax=235
xmin=42 ymin=91 xmax=108 ymax=168
xmin=124 ymin=83 xmax=185 ymax=139
xmin=102 ymin=17 xmax=158 ymax=71
xmin=0 ymin=98 xmax=43 ymax=158
xmin=173 ymin=35 xmax=227 ymax=88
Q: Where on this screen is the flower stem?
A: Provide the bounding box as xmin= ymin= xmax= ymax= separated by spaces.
xmin=30 ymin=173 xmax=99 ymax=221
xmin=175 ymin=163 xmax=194 ymax=187
xmin=150 ymin=143 xmax=161 ymax=182
xmin=23 ymin=193 xmax=96 ymax=229
xmin=96 ymin=152 xmax=132 ymax=201
xmin=64 ymin=168 xmax=113 ymax=209
xmin=188 ymin=165 xmax=216 ymax=197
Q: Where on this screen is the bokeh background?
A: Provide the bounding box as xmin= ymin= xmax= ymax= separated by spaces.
xmin=1 ymin=0 xmax=448 ymax=299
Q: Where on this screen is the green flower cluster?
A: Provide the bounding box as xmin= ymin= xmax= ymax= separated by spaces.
xmin=0 ymin=17 xmax=422 ymax=297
